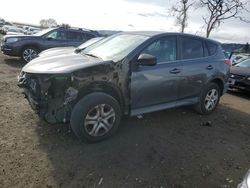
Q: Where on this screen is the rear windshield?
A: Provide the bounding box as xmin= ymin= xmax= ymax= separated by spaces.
xmin=236 ymin=59 xmax=250 ymax=68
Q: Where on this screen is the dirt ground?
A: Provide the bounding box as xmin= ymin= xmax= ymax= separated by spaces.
xmin=0 ymin=53 xmax=250 ymax=188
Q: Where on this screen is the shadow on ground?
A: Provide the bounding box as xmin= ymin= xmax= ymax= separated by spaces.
xmin=3 ymin=57 xmax=25 ymax=68
xmin=35 ymin=104 xmax=250 ymax=188
xmin=227 ymin=89 xmax=250 ymax=100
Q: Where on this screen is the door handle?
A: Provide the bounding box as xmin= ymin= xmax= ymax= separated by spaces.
xmin=170 ymin=68 xmax=181 ymax=74
xmin=206 ymin=65 xmax=213 ymax=70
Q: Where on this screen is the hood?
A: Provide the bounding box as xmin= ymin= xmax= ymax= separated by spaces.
xmin=230 ymin=66 xmax=250 ymax=77
xmin=3 ymin=34 xmax=39 ymax=42
xmin=39 ymin=47 xmax=76 ymax=57
xmin=22 ymin=52 xmax=105 ymax=74
xmin=4 ymin=34 xmax=32 ymax=38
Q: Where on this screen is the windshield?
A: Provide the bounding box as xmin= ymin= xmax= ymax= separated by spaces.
xmin=236 ymin=59 xmax=250 ymax=68
xmin=82 ymin=34 xmax=149 ymax=61
xmin=77 ymin=37 xmax=104 ymax=50
xmin=33 ymin=28 xmax=55 ymax=36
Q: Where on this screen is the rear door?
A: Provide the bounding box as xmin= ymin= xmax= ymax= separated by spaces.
xmin=131 ymin=36 xmax=182 ymax=109
xmin=178 ymin=36 xmax=215 ymax=100
xmin=67 ymin=31 xmax=85 ymax=46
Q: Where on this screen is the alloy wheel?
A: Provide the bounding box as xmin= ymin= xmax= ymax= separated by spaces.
xmin=204 ymin=89 xmax=219 ymax=111
xmin=22 ymin=48 xmax=37 ymax=62
xmin=84 ymin=104 xmax=116 ymax=137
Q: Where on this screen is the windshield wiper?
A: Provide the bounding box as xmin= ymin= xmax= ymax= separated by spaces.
xmin=74 ymin=48 xmax=81 ymax=53
xmin=84 ymin=53 xmax=100 ymax=59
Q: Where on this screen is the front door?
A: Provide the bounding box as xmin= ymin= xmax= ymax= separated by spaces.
xmin=131 ymin=36 xmax=182 ymax=109
xmin=42 ymin=30 xmax=69 ymax=50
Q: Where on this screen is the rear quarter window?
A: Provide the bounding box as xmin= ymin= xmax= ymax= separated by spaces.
xmin=206 ymin=41 xmax=217 ymax=56
xmin=181 ymin=37 xmax=204 ymax=59
xmin=67 ymin=31 xmax=83 ymax=41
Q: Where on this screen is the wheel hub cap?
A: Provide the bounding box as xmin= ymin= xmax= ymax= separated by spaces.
xmin=204 ymin=89 xmax=218 ymax=111
xmin=23 ymin=49 xmax=37 ymax=62
xmin=84 ymin=104 xmax=116 ymax=137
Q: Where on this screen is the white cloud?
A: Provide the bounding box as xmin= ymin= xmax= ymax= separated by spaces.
xmin=0 ymin=0 xmax=249 ymax=43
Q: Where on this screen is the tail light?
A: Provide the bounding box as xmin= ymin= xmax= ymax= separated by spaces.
xmin=224 ymin=59 xmax=231 ymax=66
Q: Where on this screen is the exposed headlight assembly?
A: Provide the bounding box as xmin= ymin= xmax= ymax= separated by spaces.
xmin=6 ymin=37 xmax=20 ymax=43
xmin=238 ymin=170 xmax=250 ymax=188
xmin=247 ymin=77 xmax=250 ymax=81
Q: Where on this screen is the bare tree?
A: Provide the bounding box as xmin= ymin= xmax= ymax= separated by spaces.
xmin=40 ymin=18 xmax=57 ymax=28
xmin=200 ymin=0 xmax=249 ymax=38
xmin=171 ymin=0 xmax=194 ymax=32
xmin=59 ymin=23 xmax=71 ymax=28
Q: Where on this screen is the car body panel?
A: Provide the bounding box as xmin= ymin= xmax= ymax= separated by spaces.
xmin=22 ymin=52 xmax=104 ymax=74
xmin=131 ymin=61 xmax=182 ymax=109
xmin=38 ymin=47 xmax=75 ymax=57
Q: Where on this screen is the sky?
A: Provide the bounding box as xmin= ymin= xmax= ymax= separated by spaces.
xmin=1 ymin=0 xmax=250 ymax=43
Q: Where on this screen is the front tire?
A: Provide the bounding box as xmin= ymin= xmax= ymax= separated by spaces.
xmin=70 ymin=92 xmax=121 ymax=143
xmin=195 ymin=83 xmax=221 ymax=115
xmin=21 ymin=47 xmax=38 ymax=63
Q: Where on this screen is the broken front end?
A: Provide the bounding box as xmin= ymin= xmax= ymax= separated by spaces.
xmin=18 ymin=72 xmax=78 ymax=124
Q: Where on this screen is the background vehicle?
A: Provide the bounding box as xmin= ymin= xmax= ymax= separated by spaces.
xmin=24 ymin=27 xmax=41 ymax=35
xmin=18 ymin=32 xmax=230 ymax=142
xmin=1 ymin=27 xmax=100 ymax=62
xmin=6 ymin=27 xmax=24 ymax=35
xmin=231 ymin=54 xmax=250 ymax=65
xmin=0 ymin=25 xmax=15 ymax=34
xmin=38 ymin=36 xmax=104 ymax=57
xmin=229 ymin=58 xmax=250 ymax=92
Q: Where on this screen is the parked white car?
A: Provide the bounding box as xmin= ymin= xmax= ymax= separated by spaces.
xmin=6 ymin=28 xmax=24 ymax=35
xmin=238 ymin=169 xmax=250 ymax=188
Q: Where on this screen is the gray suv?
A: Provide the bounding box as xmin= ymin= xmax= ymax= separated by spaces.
xmin=1 ymin=27 xmax=99 ymax=62
xmin=17 ymin=32 xmax=230 ymax=142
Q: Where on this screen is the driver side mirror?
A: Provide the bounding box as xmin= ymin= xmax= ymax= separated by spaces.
xmin=46 ymin=37 xmax=53 ymax=41
xmin=137 ymin=53 xmax=157 ymax=66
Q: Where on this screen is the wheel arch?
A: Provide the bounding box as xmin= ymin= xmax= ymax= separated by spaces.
xmin=21 ymin=44 xmax=41 ymax=54
xmin=75 ymin=82 xmax=125 ymax=113
xmin=208 ymin=78 xmax=224 ymax=96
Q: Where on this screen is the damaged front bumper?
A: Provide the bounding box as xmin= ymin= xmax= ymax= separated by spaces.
xmin=17 ymin=72 xmax=78 ymax=124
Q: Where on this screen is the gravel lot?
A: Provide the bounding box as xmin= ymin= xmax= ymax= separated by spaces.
xmin=0 ymin=52 xmax=250 ymax=188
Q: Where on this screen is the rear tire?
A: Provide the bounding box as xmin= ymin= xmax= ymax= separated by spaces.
xmin=195 ymin=83 xmax=221 ymax=115
xmin=70 ymin=92 xmax=121 ymax=143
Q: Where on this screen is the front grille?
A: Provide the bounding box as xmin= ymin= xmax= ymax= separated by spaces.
xmin=230 ymin=74 xmax=246 ymax=80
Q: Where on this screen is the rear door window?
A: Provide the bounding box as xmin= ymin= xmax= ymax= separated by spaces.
xmin=181 ymin=37 xmax=204 ymax=59
xmin=67 ymin=31 xmax=83 ymax=41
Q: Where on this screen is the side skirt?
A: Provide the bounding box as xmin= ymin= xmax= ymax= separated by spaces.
xmin=130 ymin=97 xmax=199 ymax=117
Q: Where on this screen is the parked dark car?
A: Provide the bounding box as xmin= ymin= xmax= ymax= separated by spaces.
xmin=17 ymin=32 xmax=230 ymax=142
xmin=229 ymin=58 xmax=250 ymax=91
xmin=1 ymin=27 xmax=99 ymax=62
xmin=38 ymin=37 xmax=105 ymax=57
